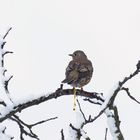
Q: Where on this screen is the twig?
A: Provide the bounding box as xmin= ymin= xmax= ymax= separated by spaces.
xmin=69 ymin=123 xmax=81 ymax=138
xmin=29 ymin=117 xmax=58 ymax=127
xmin=83 ymin=98 xmax=102 ymax=105
xmin=77 ymin=99 xmax=87 ymax=121
xmin=2 ymin=51 xmax=13 ymax=57
xmin=10 ymin=116 xmax=39 ymax=140
xmin=11 ymin=115 xmax=57 ymax=140
xmin=61 ymin=129 xmax=65 ymax=140
xmin=105 ymin=128 xmax=108 ymax=140
xmin=121 ymin=87 xmax=140 ymax=104
xmin=3 ymin=27 xmax=12 ymax=39
xmin=4 ymin=75 xmax=13 ymax=94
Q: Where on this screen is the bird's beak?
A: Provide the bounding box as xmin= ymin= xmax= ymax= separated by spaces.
xmin=69 ymin=54 xmax=74 ymax=57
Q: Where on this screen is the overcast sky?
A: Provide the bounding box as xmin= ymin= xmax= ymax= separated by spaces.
xmin=0 ymin=0 xmax=140 ymax=139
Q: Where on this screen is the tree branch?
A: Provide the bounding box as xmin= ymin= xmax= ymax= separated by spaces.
xmin=0 ymin=89 xmax=104 ymax=123
xmin=10 ymin=115 xmax=57 ymax=140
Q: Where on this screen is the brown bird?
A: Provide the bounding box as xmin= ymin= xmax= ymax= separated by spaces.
xmin=62 ymin=50 xmax=93 ymax=110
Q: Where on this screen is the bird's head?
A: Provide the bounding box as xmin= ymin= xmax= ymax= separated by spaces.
xmin=69 ymin=50 xmax=87 ymax=60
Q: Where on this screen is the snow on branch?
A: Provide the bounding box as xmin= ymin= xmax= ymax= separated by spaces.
xmin=0 ymin=28 xmax=140 ymax=140
xmin=0 ymin=27 xmax=13 ymax=104
xmin=0 ymin=89 xmax=104 ymax=123
xmin=68 ymin=100 xmax=92 ymax=140
xmin=91 ymin=60 xmax=140 ymax=124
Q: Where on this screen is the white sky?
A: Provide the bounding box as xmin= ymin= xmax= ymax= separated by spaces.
xmin=0 ymin=0 xmax=140 ymax=139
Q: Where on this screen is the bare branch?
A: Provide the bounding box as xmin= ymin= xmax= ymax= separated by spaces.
xmin=3 ymin=27 xmax=12 ymax=39
xmin=29 ymin=117 xmax=58 ymax=127
xmin=121 ymin=87 xmax=140 ymax=104
xmin=10 ymin=116 xmax=39 ymax=140
xmin=83 ymin=98 xmax=102 ymax=105
xmin=77 ymin=99 xmax=87 ymax=122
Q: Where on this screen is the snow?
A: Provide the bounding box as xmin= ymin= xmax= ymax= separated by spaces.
xmin=75 ymin=111 xmax=85 ymax=128
xmin=100 ymin=82 xmax=119 ymax=110
xmin=68 ymin=111 xmax=86 ymax=140
xmin=12 ymin=91 xmax=51 ymax=106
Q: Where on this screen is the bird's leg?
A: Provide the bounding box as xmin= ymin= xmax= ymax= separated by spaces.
xmin=73 ymin=87 xmax=76 ymax=111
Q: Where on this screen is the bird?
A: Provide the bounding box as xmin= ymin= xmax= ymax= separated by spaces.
xmin=62 ymin=50 xmax=93 ymax=110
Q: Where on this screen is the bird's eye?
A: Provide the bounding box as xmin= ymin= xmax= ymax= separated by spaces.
xmin=74 ymin=53 xmax=76 ymax=56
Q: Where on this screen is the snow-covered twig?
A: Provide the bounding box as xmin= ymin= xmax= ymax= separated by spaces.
xmin=0 ymin=27 xmax=13 ymax=103
xmin=68 ymin=100 xmax=91 ymax=140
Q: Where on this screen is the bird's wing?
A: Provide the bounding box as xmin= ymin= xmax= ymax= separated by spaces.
xmin=79 ymin=60 xmax=93 ymax=73
xmin=77 ymin=60 xmax=93 ymax=81
xmin=62 ymin=61 xmax=79 ymax=83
